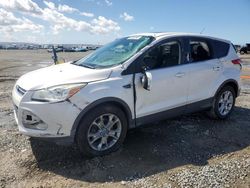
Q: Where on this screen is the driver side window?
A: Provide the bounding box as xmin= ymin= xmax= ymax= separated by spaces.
xmin=141 ymin=41 xmax=181 ymax=70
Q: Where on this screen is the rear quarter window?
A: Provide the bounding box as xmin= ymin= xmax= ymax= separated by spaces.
xmin=211 ymin=40 xmax=230 ymax=58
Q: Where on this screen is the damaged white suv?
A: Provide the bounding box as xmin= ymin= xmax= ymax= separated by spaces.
xmin=12 ymin=33 xmax=241 ymax=157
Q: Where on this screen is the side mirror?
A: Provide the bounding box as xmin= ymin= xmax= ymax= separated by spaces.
xmin=141 ymin=70 xmax=152 ymax=91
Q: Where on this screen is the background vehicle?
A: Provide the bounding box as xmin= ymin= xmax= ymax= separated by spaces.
xmin=86 ymin=46 xmax=99 ymax=50
xmin=63 ymin=47 xmax=88 ymax=52
xmin=47 ymin=45 xmax=64 ymax=53
xmin=233 ymin=44 xmax=241 ymax=52
xmin=63 ymin=47 xmax=75 ymax=52
xmin=12 ymin=33 xmax=241 ymax=157
xmin=73 ymin=46 xmax=88 ymax=52
xmin=240 ymin=43 xmax=250 ymax=54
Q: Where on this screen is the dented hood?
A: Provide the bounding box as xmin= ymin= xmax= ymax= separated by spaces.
xmin=16 ymin=63 xmax=112 ymax=90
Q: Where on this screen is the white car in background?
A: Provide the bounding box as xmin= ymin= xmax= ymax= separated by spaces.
xmin=12 ymin=32 xmax=242 ymax=157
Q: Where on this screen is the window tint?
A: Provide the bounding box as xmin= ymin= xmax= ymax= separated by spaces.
xmin=190 ymin=41 xmax=211 ymax=62
xmin=142 ymin=41 xmax=181 ymax=70
xmin=211 ymin=40 xmax=230 ymax=58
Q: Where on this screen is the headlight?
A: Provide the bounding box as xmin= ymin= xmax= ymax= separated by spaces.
xmin=31 ymin=83 xmax=87 ymax=102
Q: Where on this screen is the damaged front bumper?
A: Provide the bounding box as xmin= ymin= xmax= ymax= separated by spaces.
xmin=12 ymin=85 xmax=86 ymax=144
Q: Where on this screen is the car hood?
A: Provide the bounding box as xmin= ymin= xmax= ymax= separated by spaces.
xmin=16 ymin=63 xmax=112 ymax=90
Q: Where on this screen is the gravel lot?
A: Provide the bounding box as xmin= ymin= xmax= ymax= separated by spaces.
xmin=0 ymin=50 xmax=249 ymax=188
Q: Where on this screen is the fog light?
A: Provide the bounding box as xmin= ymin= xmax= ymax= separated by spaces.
xmin=22 ymin=110 xmax=48 ymax=130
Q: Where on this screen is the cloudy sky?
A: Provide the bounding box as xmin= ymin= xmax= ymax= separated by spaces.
xmin=0 ymin=0 xmax=249 ymax=44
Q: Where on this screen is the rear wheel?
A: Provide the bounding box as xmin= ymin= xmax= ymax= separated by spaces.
xmin=208 ymin=86 xmax=236 ymax=119
xmin=76 ymin=105 xmax=128 ymax=157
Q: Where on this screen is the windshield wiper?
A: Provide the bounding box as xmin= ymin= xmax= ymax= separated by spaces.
xmin=79 ymin=64 xmax=95 ymax=69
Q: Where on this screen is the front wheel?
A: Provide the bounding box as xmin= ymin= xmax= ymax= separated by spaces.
xmin=208 ymin=86 xmax=236 ymax=119
xmin=76 ymin=105 xmax=128 ymax=157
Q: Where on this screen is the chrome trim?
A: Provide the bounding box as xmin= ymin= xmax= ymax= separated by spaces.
xmin=16 ymin=85 xmax=26 ymax=95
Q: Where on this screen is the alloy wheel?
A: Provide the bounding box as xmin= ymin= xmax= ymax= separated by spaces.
xmin=87 ymin=113 xmax=122 ymax=151
xmin=218 ymin=90 xmax=234 ymax=116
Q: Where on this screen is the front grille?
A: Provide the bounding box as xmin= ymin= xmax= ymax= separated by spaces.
xmin=16 ymin=85 xmax=26 ymax=95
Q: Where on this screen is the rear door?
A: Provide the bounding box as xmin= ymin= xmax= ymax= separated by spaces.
xmin=185 ymin=37 xmax=223 ymax=104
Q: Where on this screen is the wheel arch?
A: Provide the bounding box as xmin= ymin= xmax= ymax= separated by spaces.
xmin=70 ymin=97 xmax=134 ymax=140
xmin=215 ymin=79 xmax=239 ymax=98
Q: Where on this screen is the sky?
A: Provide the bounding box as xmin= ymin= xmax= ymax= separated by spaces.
xmin=0 ymin=0 xmax=249 ymax=45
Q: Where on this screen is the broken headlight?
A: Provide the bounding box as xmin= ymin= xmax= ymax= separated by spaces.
xmin=31 ymin=83 xmax=87 ymax=102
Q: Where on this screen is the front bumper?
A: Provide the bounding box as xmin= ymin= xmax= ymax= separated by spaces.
xmin=12 ymin=85 xmax=84 ymax=142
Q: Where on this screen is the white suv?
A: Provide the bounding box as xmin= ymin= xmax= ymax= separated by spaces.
xmin=12 ymin=33 xmax=242 ymax=157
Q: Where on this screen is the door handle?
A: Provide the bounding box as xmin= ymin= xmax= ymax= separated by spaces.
xmin=213 ymin=66 xmax=221 ymax=71
xmin=175 ymin=72 xmax=185 ymax=77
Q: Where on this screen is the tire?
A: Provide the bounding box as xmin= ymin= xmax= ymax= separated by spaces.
xmin=240 ymin=51 xmax=244 ymax=55
xmin=208 ymin=86 xmax=236 ymax=119
xmin=76 ymin=104 xmax=128 ymax=157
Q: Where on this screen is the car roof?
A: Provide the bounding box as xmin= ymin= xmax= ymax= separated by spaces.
xmin=129 ymin=32 xmax=230 ymax=43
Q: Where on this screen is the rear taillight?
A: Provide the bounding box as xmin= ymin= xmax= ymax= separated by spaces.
xmin=232 ymin=59 xmax=242 ymax=69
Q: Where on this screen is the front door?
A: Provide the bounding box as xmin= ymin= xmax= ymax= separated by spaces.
xmin=134 ymin=38 xmax=189 ymax=125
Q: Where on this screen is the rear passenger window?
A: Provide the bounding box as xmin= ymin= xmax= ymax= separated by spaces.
xmin=190 ymin=41 xmax=211 ymax=62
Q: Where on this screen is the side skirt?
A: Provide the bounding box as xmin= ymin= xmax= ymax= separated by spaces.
xmin=135 ymin=97 xmax=214 ymax=127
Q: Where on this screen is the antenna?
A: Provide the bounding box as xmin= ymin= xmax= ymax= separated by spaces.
xmin=200 ymin=27 xmax=206 ymax=34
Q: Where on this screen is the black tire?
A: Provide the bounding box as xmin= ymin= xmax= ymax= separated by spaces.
xmin=240 ymin=51 xmax=244 ymax=55
xmin=76 ymin=104 xmax=128 ymax=157
xmin=208 ymin=86 xmax=236 ymax=119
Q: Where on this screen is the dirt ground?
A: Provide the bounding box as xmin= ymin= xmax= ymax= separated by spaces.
xmin=0 ymin=50 xmax=249 ymax=188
